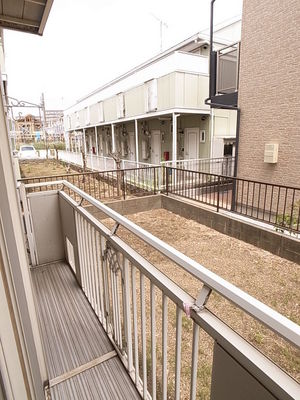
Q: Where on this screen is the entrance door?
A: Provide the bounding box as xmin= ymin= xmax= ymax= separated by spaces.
xmin=128 ymin=132 xmax=136 ymax=161
xmin=151 ymin=130 xmax=161 ymax=164
xmin=184 ymin=128 xmax=199 ymax=159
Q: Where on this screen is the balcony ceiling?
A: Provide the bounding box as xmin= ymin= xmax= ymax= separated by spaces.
xmin=0 ymin=0 xmax=53 ymax=35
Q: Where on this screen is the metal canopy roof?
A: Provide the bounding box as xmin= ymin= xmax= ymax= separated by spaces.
xmin=0 ymin=0 xmax=53 ymax=35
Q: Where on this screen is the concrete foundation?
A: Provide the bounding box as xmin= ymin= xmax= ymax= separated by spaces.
xmin=85 ymin=194 xmax=300 ymax=264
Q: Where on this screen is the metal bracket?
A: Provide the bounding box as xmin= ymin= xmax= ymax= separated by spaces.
xmin=111 ymin=222 xmax=120 ymax=235
xmin=195 ymin=285 xmax=212 ymax=309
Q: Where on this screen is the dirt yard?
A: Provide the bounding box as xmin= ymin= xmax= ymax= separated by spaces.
xmin=102 ymin=208 xmax=300 ymax=398
xmin=19 ymin=159 xmax=79 ymax=178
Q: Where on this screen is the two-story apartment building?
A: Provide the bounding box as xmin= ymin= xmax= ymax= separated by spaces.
xmin=64 ymin=19 xmax=241 ymax=166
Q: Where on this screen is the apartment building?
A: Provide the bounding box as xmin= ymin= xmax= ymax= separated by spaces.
xmin=64 ymin=19 xmax=241 ymax=165
xmin=209 ymin=0 xmax=300 ymax=187
xmin=237 ymin=0 xmax=300 ymax=187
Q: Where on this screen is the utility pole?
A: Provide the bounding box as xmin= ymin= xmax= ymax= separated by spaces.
xmin=150 ymin=13 xmax=168 ymax=52
xmin=41 ymin=92 xmax=48 ymax=159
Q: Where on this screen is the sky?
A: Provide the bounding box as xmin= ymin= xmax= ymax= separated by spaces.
xmin=3 ymin=0 xmax=243 ymax=110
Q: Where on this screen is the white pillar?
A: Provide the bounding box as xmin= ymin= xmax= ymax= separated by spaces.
xmin=210 ymin=109 xmax=214 ymax=158
xmin=172 ymin=113 xmax=179 ymax=166
xmin=135 ymin=119 xmax=139 ymax=162
xmin=83 ymin=128 xmax=87 ymax=154
xmin=111 ymin=124 xmax=116 ymax=153
xmin=94 ymin=126 xmax=98 ymax=155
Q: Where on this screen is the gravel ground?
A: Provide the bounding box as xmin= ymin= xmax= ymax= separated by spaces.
xmin=101 ymin=208 xmax=300 ymax=398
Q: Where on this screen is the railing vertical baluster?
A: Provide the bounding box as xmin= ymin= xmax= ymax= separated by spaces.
xmin=100 ymin=236 xmax=110 ymax=331
xmin=257 ymin=183 xmax=261 ymax=219
xmin=289 ymin=189 xmax=296 ymax=233
xmin=122 ymin=170 xmax=126 ymax=200
xmin=217 ymin=175 xmax=220 ymax=212
xmin=131 ymin=265 xmax=139 ymax=385
xmin=251 ymin=182 xmax=256 ymax=217
xmin=282 ymin=187 xmax=288 ymax=227
xmin=166 ymin=167 xmax=169 ymax=196
xmin=92 ymin=227 xmax=101 ymax=317
xmin=150 ymin=283 xmax=156 ymax=400
xmin=190 ymin=323 xmax=200 ymax=400
xmin=140 ymin=273 xmax=147 ymax=399
xmin=175 ymin=307 xmax=183 ymax=400
xmin=95 ymin=231 xmax=105 ymax=324
xmin=123 ymin=258 xmax=133 ymax=371
xmin=269 ymin=185 xmax=274 ymax=222
xmin=162 ymin=294 xmax=168 ymax=400
xmin=262 ymin=184 xmax=268 ymax=221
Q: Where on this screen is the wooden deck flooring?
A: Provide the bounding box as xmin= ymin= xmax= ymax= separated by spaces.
xmin=32 ymin=262 xmax=141 ymax=400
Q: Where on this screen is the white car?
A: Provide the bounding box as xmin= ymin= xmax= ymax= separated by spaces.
xmin=18 ymin=145 xmax=38 ymax=159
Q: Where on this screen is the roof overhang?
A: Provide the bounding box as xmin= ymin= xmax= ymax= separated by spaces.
xmin=0 ymin=0 xmax=54 ymax=35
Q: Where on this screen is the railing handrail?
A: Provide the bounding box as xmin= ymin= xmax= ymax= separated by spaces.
xmin=18 ymin=165 xmax=161 ymax=182
xmin=22 ymin=179 xmax=300 ymax=348
xmin=166 ymin=166 xmax=300 ymax=192
xmin=162 ymin=156 xmax=235 ymax=165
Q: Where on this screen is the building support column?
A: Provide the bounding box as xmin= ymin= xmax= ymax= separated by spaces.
xmin=94 ymin=126 xmax=98 ymax=155
xmin=172 ymin=113 xmax=179 ymax=166
xmin=135 ymin=119 xmax=139 ymax=162
xmin=83 ymin=128 xmax=87 ymax=154
xmin=210 ymin=109 xmax=214 ymax=158
xmin=111 ymin=124 xmax=116 ymax=153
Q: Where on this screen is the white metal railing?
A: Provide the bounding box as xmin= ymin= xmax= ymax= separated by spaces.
xmin=58 ymin=150 xmax=83 ymax=167
xmin=23 ymin=180 xmax=300 ymax=400
xmin=162 ymin=156 xmax=235 ymax=176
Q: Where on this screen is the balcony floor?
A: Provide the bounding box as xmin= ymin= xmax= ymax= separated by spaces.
xmin=32 ymin=262 xmax=141 ymax=400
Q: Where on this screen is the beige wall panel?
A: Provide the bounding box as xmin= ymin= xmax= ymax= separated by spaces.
xmin=103 ymin=97 xmax=117 ymax=122
xmin=78 ymin=109 xmax=85 ymax=127
xmin=197 ymin=75 xmax=209 ymax=108
xmin=184 ymin=74 xmax=198 ymax=108
xmin=70 ymin=113 xmax=76 ymax=130
xmin=89 ymin=103 xmax=99 ymax=125
xmin=174 ymin=72 xmax=185 ymax=107
xmin=125 ymin=86 xmax=145 ymax=117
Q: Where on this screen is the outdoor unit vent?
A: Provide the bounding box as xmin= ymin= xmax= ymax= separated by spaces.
xmin=264 ymin=143 xmax=279 ymax=163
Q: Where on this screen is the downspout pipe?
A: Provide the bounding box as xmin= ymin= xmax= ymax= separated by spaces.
xmin=209 ymin=0 xmax=216 ymax=99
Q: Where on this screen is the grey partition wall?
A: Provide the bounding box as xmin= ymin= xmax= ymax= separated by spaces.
xmin=27 ymin=191 xmax=65 ymax=265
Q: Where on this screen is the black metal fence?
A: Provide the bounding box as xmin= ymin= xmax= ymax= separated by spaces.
xmin=165 ymin=167 xmax=300 ymax=234
xmin=19 ymin=166 xmax=160 ymax=203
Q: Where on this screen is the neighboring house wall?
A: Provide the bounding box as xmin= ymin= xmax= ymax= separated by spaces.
xmin=237 ymin=0 xmax=300 ymax=186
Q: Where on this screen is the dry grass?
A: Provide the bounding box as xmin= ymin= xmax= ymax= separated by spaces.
xmin=19 ymin=160 xmax=78 ymax=178
xmin=101 ymin=208 xmax=300 ymax=398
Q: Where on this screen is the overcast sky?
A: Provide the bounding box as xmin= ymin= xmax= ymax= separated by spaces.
xmin=4 ymin=0 xmax=243 ymax=110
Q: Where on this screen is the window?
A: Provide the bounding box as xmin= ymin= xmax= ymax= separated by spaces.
xmin=224 ymin=143 xmax=233 ymax=156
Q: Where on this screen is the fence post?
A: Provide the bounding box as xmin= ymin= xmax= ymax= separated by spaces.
xmin=231 ymin=178 xmax=237 ymax=212
xmin=166 ymin=167 xmax=169 ymax=196
xmin=217 ymin=175 xmax=220 ymax=212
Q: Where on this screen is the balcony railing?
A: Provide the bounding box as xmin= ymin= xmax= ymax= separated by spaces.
xmin=165 ymin=167 xmax=300 ymax=235
xmin=20 ymin=180 xmax=300 ymax=399
xmin=19 ymin=166 xmax=160 ymax=202
xmin=162 ymin=156 xmax=235 ymax=176
xmin=216 ymin=42 xmax=240 ymax=95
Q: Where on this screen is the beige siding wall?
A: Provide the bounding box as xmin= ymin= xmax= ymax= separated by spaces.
xmin=103 ymin=97 xmax=117 ymax=122
xmin=124 ymin=86 xmax=145 ymax=117
xmin=237 ymin=0 xmax=300 ymax=186
xmin=174 ymin=73 xmax=209 ymax=109
xmin=67 ymin=72 xmax=209 ymax=129
xmin=157 ymin=73 xmax=176 ymax=110
xmin=90 ymin=103 xmax=99 ymax=126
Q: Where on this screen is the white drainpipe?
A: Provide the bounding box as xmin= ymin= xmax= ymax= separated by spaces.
xmin=210 ymin=108 xmax=214 ymax=158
